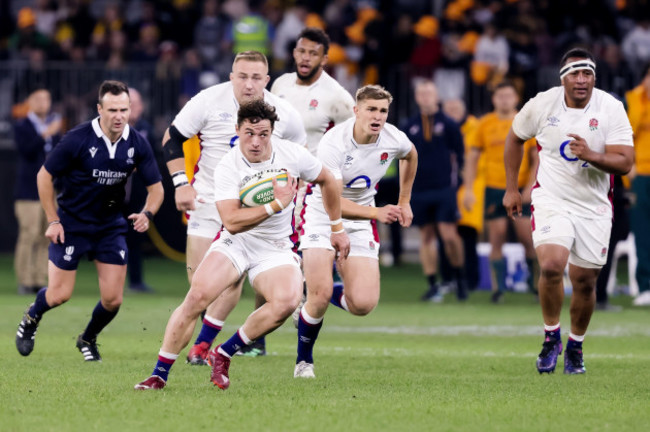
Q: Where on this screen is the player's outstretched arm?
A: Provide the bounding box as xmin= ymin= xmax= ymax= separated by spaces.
xmin=503 ymin=128 xmax=526 ymax=219
xmin=397 ymin=145 xmax=417 ymax=227
xmin=217 ymin=174 xmax=298 ymax=234
xmin=313 ymin=167 xmax=350 ymax=259
xmin=162 ymin=125 xmax=196 ymax=212
xmin=37 ymin=166 xmax=65 ymax=244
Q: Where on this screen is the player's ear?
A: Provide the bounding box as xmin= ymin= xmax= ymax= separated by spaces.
xmin=322 ymin=54 xmax=328 ymax=67
xmin=264 ymin=75 xmax=270 ymax=86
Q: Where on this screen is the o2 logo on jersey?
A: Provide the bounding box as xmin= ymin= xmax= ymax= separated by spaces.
xmin=559 ymin=140 xmax=589 ymax=168
xmin=345 ymin=175 xmax=371 ymax=189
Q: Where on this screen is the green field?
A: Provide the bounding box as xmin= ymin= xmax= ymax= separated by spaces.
xmin=1 ymin=254 xmax=649 ymax=432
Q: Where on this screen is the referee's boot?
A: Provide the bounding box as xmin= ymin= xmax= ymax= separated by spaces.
xmin=16 ymin=305 xmax=39 ymax=356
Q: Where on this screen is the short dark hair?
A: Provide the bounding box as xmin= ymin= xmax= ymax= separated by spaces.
xmin=237 ymin=99 xmax=279 ymax=129
xmin=493 ymin=80 xmax=517 ymax=93
xmin=98 ymin=80 xmax=129 ymax=104
xmin=560 ymin=48 xmax=595 ymax=67
xmin=298 ymin=27 xmax=330 ymax=54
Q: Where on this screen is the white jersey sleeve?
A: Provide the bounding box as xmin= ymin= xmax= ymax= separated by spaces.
xmin=172 ymin=88 xmax=211 ymax=138
xmin=316 ymin=129 xmax=344 ymax=180
xmin=605 ymin=99 xmax=634 ymax=146
xmin=265 ymin=89 xmax=307 ymax=146
xmin=296 ymin=145 xmax=324 ymax=183
xmin=213 ymin=150 xmax=241 ymax=202
xmin=512 ymin=91 xmax=546 ymax=141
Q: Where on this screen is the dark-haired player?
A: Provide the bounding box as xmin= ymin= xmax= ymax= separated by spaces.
xmin=135 ymin=99 xmax=349 ymax=390
xmin=15 ymin=80 xmax=164 ymax=361
xmin=166 ymin=51 xmax=306 ymax=363
xmin=503 ymin=48 xmax=634 ymax=374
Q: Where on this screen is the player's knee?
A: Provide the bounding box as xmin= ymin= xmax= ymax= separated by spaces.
xmin=307 ymin=282 xmax=333 ymax=308
xmin=47 ymin=293 xmax=69 ymax=307
xmin=185 ymin=286 xmax=213 ymax=311
xmin=346 ymin=295 xmax=378 ymax=316
xmin=539 ymin=260 xmax=564 ymax=281
xmin=102 ymin=296 xmax=122 ymax=311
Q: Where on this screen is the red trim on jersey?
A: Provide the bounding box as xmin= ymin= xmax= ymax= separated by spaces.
xmin=608 ymin=174 xmax=614 ymax=221
xmin=371 ymin=217 xmax=379 ymax=243
xmin=325 ymin=120 xmax=335 ymax=134
xmin=530 ymin=205 xmax=535 ymax=232
xmin=213 ymin=225 xmax=224 ymax=242
xmin=298 ymin=183 xmax=314 ymax=236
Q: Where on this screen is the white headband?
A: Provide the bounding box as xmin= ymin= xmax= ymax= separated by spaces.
xmin=560 ymin=59 xmax=596 ymax=79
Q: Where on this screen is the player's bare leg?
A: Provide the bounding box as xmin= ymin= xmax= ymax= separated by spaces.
xmin=563 ymin=264 xmax=599 ymax=374
xmin=336 ymin=257 xmax=380 ymax=316
xmin=487 ymin=218 xmax=508 ymax=302
xmin=186 ymin=234 xmax=244 ymax=364
xmin=514 ymin=216 xmax=538 ymax=295
xmin=535 ymin=244 xmax=569 ymax=373
xmin=419 ymin=224 xmax=442 ymax=301
xmin=209 ymin=266 xmax=303 ymax=389
xmin=295 ymin=249 xmax=335 ymax=377
xmin=16 ymin=262 xmax=76 ymax=356
xmin=438 ymin=221 xmax=466 ymax=300
xmin=76 ymin=262 xmax=126 ymax=361
xmin=135 ymin=251 xmax=241 ymax=389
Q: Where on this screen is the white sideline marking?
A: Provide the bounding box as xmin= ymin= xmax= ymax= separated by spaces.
xmin=279 ymin=324 xmax=650 ymax=338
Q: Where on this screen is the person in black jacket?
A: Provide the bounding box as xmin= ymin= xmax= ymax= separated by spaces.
xmin=403 ymin=80 xmax=467 ymax=302
xmin=13 ymin=87 xmax=61 ymax=295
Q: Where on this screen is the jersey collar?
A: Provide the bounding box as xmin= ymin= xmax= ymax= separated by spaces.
xmin=92 ymin=117 xmax=130 ymax=159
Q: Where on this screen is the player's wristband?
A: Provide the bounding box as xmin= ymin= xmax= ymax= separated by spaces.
xmin=329 ymin=218 xmax=342 ymax=226
xmin=264 ymin=203 xmax=274 ymax=216
xmin=172 ymin=171 xmax=190 ymax=188
xmin=274 ymin=198 xmax=285 ymax=210
xmin=331 ymin=222 xmax=344 ymax=232
xmin=332 ymin=228 xmax=345 ymax=234
xmin=143 ymin=210 xmax=154 ymax=221
xmin=48 ymin=220 xmax=61 ymax=226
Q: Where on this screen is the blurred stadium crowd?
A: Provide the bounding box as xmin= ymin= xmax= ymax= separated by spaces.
xmin=2 ymin=0 xmax=650 ymax=137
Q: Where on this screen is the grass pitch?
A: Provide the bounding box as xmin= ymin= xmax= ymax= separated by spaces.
xmin=1 ymin=254 xmax=649 ymax=432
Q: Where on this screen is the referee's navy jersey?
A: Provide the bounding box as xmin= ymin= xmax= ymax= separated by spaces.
xmin=44 ymin=117 xmax=161 ymax=234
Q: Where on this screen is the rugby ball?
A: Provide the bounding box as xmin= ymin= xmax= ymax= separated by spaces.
xmin=239 ymin=168 xmax=288 ymax=207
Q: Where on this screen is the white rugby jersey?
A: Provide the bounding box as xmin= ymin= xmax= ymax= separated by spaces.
xmin=512 ymin=86 xmax=633 ymax=219
xmin=172 ymin=82 xmax=307 ymax=201
xmin=271 ymin=71 xmax=354 ymax=155
xmin=306 ymin=117 xmax=412 ymax=214
xmin=213 ymin=137 xmax=322 ymax=240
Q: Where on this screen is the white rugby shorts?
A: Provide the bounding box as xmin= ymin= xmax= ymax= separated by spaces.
xmin=299 ymin=204 xmax=380 ymax=259
xmin=186 ymin=199 xmax=220 ymax=239
xmin=531 ymin=206 xmax=611 ymax=269
xmin=207 ymin=230 xmax=301 ymax=284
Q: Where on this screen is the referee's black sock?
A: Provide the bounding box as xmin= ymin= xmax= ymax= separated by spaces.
xmin=82 ymin=301 xmax=119 ymax=342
